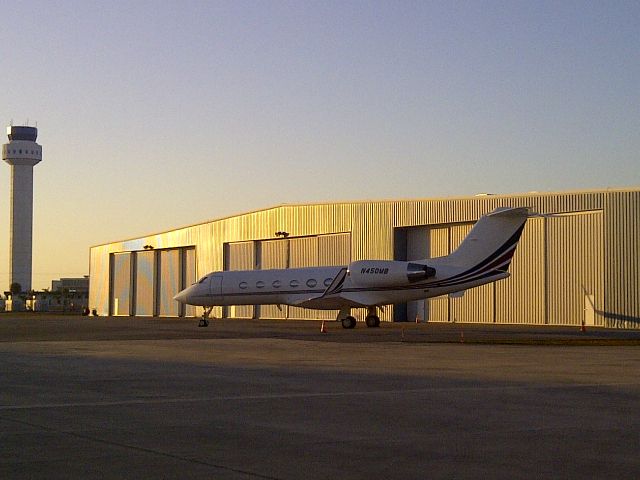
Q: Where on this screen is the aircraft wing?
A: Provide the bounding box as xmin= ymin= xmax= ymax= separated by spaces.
xmin=287 ymin=268 xmax=360 ymax=308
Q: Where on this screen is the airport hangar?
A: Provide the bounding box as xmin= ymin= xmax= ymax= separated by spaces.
xmin=89 ymin=187 xmax=640 ymax=328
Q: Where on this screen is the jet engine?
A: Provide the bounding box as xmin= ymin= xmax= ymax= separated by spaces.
xmin=348 ymin=260 xmax=436 ymax=287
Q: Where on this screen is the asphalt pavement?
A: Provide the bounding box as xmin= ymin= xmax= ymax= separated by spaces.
xmin=1 ymin=314 xmax=639 ymax=479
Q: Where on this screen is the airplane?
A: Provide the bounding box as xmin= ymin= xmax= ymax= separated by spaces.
xmin=174 ymin=206 xmax=529 ymax=328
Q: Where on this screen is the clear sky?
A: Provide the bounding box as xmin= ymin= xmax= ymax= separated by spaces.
xmin=1 ymin=0 xmax=639 ymax=290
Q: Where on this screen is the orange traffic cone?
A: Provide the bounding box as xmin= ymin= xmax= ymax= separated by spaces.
xmin=320 ymin=321 xmax=327 ymax=333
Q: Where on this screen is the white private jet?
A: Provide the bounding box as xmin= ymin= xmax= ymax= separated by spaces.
xmin=174 ymin=207 xmax=529 ymax=328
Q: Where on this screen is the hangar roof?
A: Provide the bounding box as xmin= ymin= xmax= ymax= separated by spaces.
xmin=92 ymin=186 xmax=640 ymax=247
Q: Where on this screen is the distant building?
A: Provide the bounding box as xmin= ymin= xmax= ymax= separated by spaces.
xmin=1 ymin=277 xmax=89 ymax=313
xmin=51 ymin=277 xmax=89 ymax=294
xmin=89 ymin=188 xmax=640 ymax=329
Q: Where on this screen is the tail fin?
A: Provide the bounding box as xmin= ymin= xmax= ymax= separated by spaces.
xmin=447 ymin=207 xmax=529 ymax=271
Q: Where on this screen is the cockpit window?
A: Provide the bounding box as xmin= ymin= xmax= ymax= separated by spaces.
xmin=197 ymin=276 xmax=208 ymax=284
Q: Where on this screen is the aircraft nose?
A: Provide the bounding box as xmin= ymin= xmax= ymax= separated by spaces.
xmin=173 ymin=287 xmax=189 ymax=303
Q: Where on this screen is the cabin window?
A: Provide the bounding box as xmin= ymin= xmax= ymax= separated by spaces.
xmin=290 ymin=280 xmax=300 ymax=288
xmin=239 ymin=281 xmax=248 ymax=289
xmin=256 ymin=281 xmax=265 ymax=289
xmin=306 ymin=279 xmax=317 ymax=288
xmin=324 ymin=278 xmax=333 ymax=287
xmin=273 ymin=280 xmax=281 ymax=288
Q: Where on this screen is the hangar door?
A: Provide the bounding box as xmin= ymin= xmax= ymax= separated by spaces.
xmin=135 ymin=250 xmax=155 ymax=316
xmin=224 ymin=233 xmax=350 ymax=320
xmin=258 ymin=239 xmax=288 ymax=319
xmin=398 ymin=219 xmax=539 ymax=324
xmin=158 ymin=250 xmax=181 ymax=316
xmin=224 ymin=241 xmax=256 ymax=319
xmin=394 ymin=226 xmax=429 ymax=322
xmin=398 ymin=212 xmax=603 ymax=326
xmin=397 ymin=223 xmax=493 ymax=324
xmin=109 ymin=247 xmax=196 ymax=317
xmin=183 ymin=248 xmax=197 ymax=317
xmin=111 ymin=252 xmax=132 ymax=316
xmin=440 ymin=217 xmax=547 ymax=325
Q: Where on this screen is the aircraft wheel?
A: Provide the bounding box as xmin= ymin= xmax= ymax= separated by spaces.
xmin=341 ymin=316 xmax=357 ymax=329
xmin=365 ymin=315 xmax=380 ymax=328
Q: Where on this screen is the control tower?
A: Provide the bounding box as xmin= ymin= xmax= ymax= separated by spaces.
xmin=2 ymin=126 xmax=42 ymax=292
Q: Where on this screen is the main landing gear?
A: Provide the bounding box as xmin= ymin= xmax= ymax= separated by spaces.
xmin=337 ymin=306 xmax=381 ymax=329
xmin=365 ymin=306 xmax=380 ymax=328
xmin=199 ymin=306 xmax=213 ymax=327
xmin=341 ymin=316 xmax=357 ymax=329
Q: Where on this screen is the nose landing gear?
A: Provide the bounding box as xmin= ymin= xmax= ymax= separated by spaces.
xmin=199 ymin=306 xmax=213 ymax=327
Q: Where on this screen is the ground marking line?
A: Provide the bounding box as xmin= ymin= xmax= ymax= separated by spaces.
xmin=2 ymin=382 xmax=638 ymax=411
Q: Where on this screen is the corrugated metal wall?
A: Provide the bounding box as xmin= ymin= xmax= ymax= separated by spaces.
xmin=603 ymin=191 xmax=640 ymax=328
xmin=546 ymin=212 xmax=603 ymax=325
xmin=318 ymin=233 xmax=351 ymax=266
xmin=449 ymin=224 xmax=495 ymax=323
xmin=90 ymin=245 xmax=111 ymax=315
xmin=89 ymin=189 xmax=640 ymax=328
xmin=427 ymin=227 xmax=450 ymax=322
xmin=494 ymin=217 xmax=545 ymax=324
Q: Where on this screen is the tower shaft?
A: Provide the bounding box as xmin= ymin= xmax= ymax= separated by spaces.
xmin=8 ymin=164 xmax=36 ymax=291
xmin=3 ymin=126 xmax=42 ymax=292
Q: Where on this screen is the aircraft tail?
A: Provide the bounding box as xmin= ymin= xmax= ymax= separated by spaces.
xmin=447 ymin=207 xmax=529 ymax=272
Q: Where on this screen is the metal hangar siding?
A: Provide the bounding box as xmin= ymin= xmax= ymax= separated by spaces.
xmin=89 ymin=188 xmax=640 ymax=328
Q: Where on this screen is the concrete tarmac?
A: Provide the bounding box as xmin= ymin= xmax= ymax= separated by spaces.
xmin=1 ymin=314 xmax=640 ymax=479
